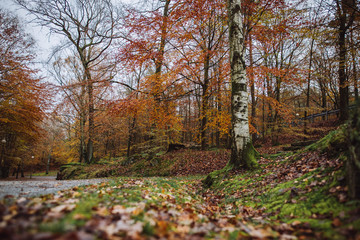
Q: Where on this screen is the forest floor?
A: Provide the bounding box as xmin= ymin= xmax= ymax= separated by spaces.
xmin=1 ymin=149 xmax=360 ymax=239
xmin=1 ymin=126 xmax=360 ymax=239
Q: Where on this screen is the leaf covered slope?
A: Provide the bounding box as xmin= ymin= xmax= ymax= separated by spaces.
xmin=1 ymin=128 xmax=359 ymax=239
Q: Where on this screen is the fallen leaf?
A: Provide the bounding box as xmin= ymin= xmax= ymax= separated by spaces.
xmin=332 ymin=218 xmax=342 ymax=227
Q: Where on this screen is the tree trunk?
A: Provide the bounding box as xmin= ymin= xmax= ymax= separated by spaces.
xmin=46 ymin=153 xmax=51 ymax=175
xmin=86 ymin=67 xmax=94 ymax=164
xmin=0 ymin=142 xmax=8 ymax=178
xmin=20 ymin=158 xmax=24 ymax=177
xmin=127 ymin=117 xmax=136 ymax=158
xmin=351 ymin=31 xmax=358 ymax=102
xmin=228 ymin=0 xmax=257 ymax=169
xmin=249 ymin=33 xmax=256 ymax=142
xmin=200 ymin=54 xmax=210 ymax=150
xmin=155 ymin=0 xmax=170 ymax=83
xmin=304 ymin=37 xmax=315 ymax=138
xmin=338 ymin=1 xmax=349 ymax=122
xmin=216 ymin=80 xmax=221 ymax=148
xmin=79 ymin=113 xmax=86 ymax=163
xmin=16 ymin=164 xmax=20 ymax=179
xmin=347 ymin=103 xmax=360 ymax=199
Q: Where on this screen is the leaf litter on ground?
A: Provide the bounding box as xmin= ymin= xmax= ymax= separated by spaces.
xmin=0 ymin=150 xmax=359 ymax=239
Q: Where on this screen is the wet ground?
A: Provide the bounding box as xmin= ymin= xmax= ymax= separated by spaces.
xmin=0 ymin=176 xmax=109 ymax=199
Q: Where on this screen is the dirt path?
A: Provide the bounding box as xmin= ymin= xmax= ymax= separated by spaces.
xmin=0 ymin=176 xmax=109 ymax=199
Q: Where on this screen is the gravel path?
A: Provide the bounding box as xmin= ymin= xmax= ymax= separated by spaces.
xmin=0 ymin=176 xmax=109 ymax=199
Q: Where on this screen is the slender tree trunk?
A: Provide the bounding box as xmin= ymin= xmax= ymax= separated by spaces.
xmin=46 ymin=153 xmax=51 ymax=175
xmin=201 ymin=54 xmax=210 ymax=150
xmin=0 ymin=142 xmax=7 ymax=178
xmin=20 ymin=158 xmax=24 ymax=178
xmin=127 ymin=117 xmax=136 ymax=158
xmin=79 ymin=113 xmax=86 ymax=163
xmin=16 ymin=164 xmax=19 ymax=179
xmin=351 ymin=31 xmax=358 ymax=102
xmin=228 ymin=0 xmax=257 ymax=169
xmin=154 ymin=0 xmax=170 ymax=84
xmin=150 ymin=0 xmax=170 ymax=143
xmin=338 ymin=2 xmax=349 ymax=122
xmin=216 ymin=79 xmax=221 ymax=148
xmin=86 ymin=67 xmax=94 ymax=164
xmin=249 ymin=33 xmax=256 ymax=141
xmin=188 ymin=94 xmax=191 ymax=142
xmin=320 ymin=78 xmax=327 ymax=121
xmin=304 ymin=38 xmax=315 ymax=138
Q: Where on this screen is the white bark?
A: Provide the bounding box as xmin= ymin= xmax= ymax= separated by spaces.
xmin=228 ymin=0 xmax=251 ymax=167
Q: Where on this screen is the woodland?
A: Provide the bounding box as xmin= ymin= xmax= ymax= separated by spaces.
xmin=0 ymin=0 xmax=360 ymax=239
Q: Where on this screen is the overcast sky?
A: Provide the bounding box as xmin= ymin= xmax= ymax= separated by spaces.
xmin=1 ymin=0 xmax=62 ymax=64
xmin=0 ymin=0 xmax=136 ymax=66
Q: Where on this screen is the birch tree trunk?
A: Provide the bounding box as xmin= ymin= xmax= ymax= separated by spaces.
xmin=228 ymin=0 xmax=257 ymax=169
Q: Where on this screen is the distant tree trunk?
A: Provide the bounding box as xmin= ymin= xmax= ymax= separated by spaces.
xmin=248 ymin=33 xmax=257 ymax=141
xmin=320 ymin=78 xmax=328 ymax=121
xmin=304 ymin=38 xmax=315 ymax=138
xmin=216 ymin=79 xmax=221 ymax=148
xmin=20 ymin=158 xmax=24 ymax=177
xmin=228 ymin=0 xmax=257 ymax=169
xmin=85 ymin=67 xmax=94 ymax=164
xmin=200 ymin=54 xmax=210 ymax=150
xmin=154 ymin=0 xmax=170 ymax=82
xmin=127 ymin=117 xmax=136 ymax=158
xmin=46 ymin=153 xmax=51 ymax=174
xmin=152 ymin=0 xmax=170 ymax=117
xmin=262 ymin=80 xmax=266 ymax=138
xmin=338 ymin=13 xmax=349 ymax=122
xmin=336 ymin=0 xmax=356 ymax=122
xmin=272 ymin=75 xmax=281 ymax=144
xmin=79 ymin=113 xmax=86 ymax=163
xmin=16 ymin=164 xmax=20 ymax=179
xmin=188 ymin=94 xmax=192 ymax=142
xmin=351 ymin=31 xmax=358 ymax=102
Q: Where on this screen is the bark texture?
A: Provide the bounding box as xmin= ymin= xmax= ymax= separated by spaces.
xmin=228 ymin=0 xmax=257 ymax=169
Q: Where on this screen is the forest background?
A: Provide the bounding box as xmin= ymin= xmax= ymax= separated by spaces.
xmin=0 ymin=0 xmax=359 ymax=178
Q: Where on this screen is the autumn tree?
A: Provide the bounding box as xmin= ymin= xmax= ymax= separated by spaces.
xmin=118 ymin=0 xmax=192 ymax=151
xmin=0 ymin=9 xmax=47 ymax=178
xmin=15 ymin=0 xmax=120 ymax=163
xmin=228 ymin=0 xmax=258 ymax=169
xmin=173 ymin=0 xmax=228 ymax=149
xmin=334 ymin=0 xmax=358 ymax=121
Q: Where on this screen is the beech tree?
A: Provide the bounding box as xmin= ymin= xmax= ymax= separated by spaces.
xmin=334 ymin=0 xmax=358 ymax=121
xmin=0 ymin=9 xmax=46 ymax=178
xmin=15 ymin=0 xmax=120 ymax=163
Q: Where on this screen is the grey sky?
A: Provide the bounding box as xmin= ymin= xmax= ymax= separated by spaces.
xmin=1 ymin=0 xmax=61 ymax=64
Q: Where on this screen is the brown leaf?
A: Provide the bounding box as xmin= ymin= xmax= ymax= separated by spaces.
xmin=332 ymin=218 xmax=342 ymax=227
xmin=338 ymin=193 xmax=347 ymax=203
xmin=51 ymin=204 xmax=76 ymax=213
xmin=291 ymin=220 xmax=302 ymax=227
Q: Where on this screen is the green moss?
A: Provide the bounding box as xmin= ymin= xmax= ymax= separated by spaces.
xmin=306 ymin=126 xmax=347 ymax=156
xmin=242 ymin=142 xmax=259 ymax=169
xmin=203 ymin=142 xmax=260 ymax=188
xmin=287 ymin=218 xmax=332 ymax=231
xmin=229 ymin=141 xmax=259 ymax=169
xmin=202 ymin=164 xmax=232 ymax=188
xmin=32 ymin=171 xmax=58 ymax=176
